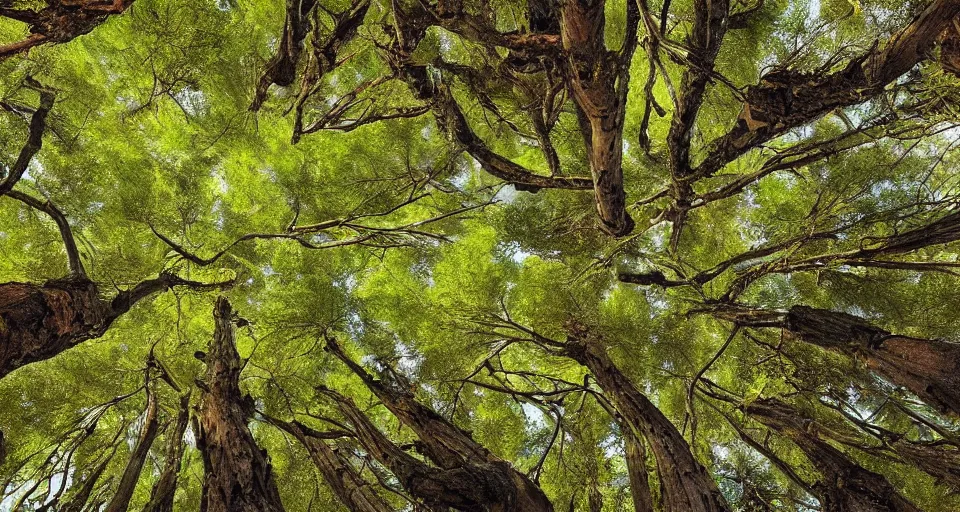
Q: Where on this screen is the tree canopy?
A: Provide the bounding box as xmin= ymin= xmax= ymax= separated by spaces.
xmin=2 ymin=0 xmax=960 ymax=510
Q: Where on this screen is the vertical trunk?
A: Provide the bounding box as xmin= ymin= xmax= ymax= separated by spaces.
xmin=196 ymin=297 xmax=285 ymax=512
xmin=274 ymin=419 xmax=394 ymax=512
xmin=560 ymin=0 xmax=633 ymax=236
xmin=104 ymin=380 xmax=161 ymax=512
xmin=745 ymin=398 xmax=920 ymax=512
xmin=624 ymin=429 xmax=655 ymax=512
xmin=785 ymin=306 xmax=960 ymax=416
xmin=0 ymin=278 xmax=106 ymax=378
xmin=141 ymin=390 xmax=192 ymax=512
xmin=563 ymin=331 xmax=729 ymax=512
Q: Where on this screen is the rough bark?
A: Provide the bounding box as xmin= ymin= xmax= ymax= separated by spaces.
xmin=696 ymin=0 xmax=960 ymax=180
xmin=196 ymin=297 xmax=285 ymax=512
xmin=560 ymin=0 xmax=636 ymax=236
xmin=562 ymin=325 xmax=730 ymax=512
xmin=0 ymin=272 xmax=227 ymax=379
xmin=321 ymin=386 xmax=547 ymax=512
xmin=104 ymin=379 xmax=161 ymax=512
xmin=717 ymin=304 xmax=960 ymax=416
xmin=324 ymin=337 xmax=554 ymax=511
xmin=0 ymin=0 xmax=135 ymax=59
xmin=141 ymin=390 xmax=191 ymax=512
xmin=624 ymin=428 xmax=655 ymax=512
xmin=745 ymin=398 xmax=921 ymax=512
xmin=269 ymin=417 xmax=393 ymax=512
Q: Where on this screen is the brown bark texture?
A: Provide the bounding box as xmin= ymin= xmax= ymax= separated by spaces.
xmin=196 ymin=297 xmax=285 ymax=512
xmin=563 ymin=325 xmax=730 ymax=512
xmin=745 ymin=398 xmax=921 ymax=512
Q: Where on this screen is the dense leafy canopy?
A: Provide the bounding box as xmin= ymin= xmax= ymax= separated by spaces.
xmin=2 ymin=0 xmax=960 ymax=510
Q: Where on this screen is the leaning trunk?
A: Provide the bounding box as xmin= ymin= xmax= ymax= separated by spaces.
xmin=196 ymin=297 xmax=285 ymax=512
xmin=745 ymin=398 xmax=920 ymax=512
xmin=563 ymin=330 xmax=729 ymax=512
xmin=624 ymin=429 xmax=655 ymax=512
xmin=105 ymin=380 xmax=161 ymax=512
xmin=785 ymin=305 xmax=960 ymax=415
xmin=276 ymin=419 xmax=393 ymax=512
xmin=141 ymin=390 xmax=192 ymax=512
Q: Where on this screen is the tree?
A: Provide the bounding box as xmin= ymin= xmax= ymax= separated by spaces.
xmin=3 ymin=0 xmax=960 ymax=510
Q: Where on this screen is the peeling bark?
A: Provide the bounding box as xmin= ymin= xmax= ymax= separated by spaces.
xmin=196 ymin=297 xmax=285 ymax=512
xmin=562 ymin=325 xmax=730 ymax=512
xmin=745 ymin=398 xmax=921 ymax=512
xmin=141 ymin=390 xmax=191 ymax=512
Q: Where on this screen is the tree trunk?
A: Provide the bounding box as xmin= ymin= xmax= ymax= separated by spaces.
xmin=745 ymin=398 xmax=920 ymax=512
xmin=560 ymin=0 xmax=634 ymax=236
xmin=196 ymin=297 xmax=285 ymax=512
xmin=0 ymin=278 xmax=106 ymax=379
xmin=141 ymin=390 xmax=192 ymax=512
xmin=563 ymin=327 xmax=730 ymax=512
xmin=105 ymin=379 xmax=161 ymax=512
xmin=784 ymin=305 xmax=960 ymax=416
xmin=324 ymin=338 xmax=554 ymax=511
xmin=0 ymin=272 xmax=228 ymax=380
xmin=271 ymin=418 xmax=394 ymax=512
xmin=624 ymin=429 xmax=655 ymax=512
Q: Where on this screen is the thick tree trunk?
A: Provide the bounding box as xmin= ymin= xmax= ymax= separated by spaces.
xmin=0 ymin=278 xmax=106 ymax=379
xmin=563 ymin=328 xmax=730 ymax=512
xmin=105 ymin=380 xmax=161 ymax=512
xmin=745 ymin=398 xmax=920 ymax=512
xmin=141 ymin=390 xmax=192 ymax=512
xmin=0 ymin=272 xmax=228 ymax=380
xmin=322 ymin=386 xmax=546 ymax=512
xmin=784 ymin=305 xmax=960 ymax=416
xmin=196 ymin=297 xmax=285 ymax=512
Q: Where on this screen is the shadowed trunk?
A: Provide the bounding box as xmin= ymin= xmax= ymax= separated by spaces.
xmin=196 ymin=297 xmax=285 ymax=512
xmin=745 ymin=398 xmax=920 ymax=512
xmin=141 ymin=390 xmax=192 ymax=512
xmin=562 ymin=326 xmax=730 ymax=512
xmin=717 ymin=304 xmax=960 ymax=416
xmin=268 ymin=417 xmax=394 ymax=512
xmin=624 ymin=429 xmax=655 ymax=512
xmin=0 ymin=0 xmax=135 ymax=59
xmin=105 ymin=379 xmax=161 ymax=512
xmin=324 ymin=337 xmax=554 ymax=511
xmin=321 ymin=386 xmax=548 ymax=512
